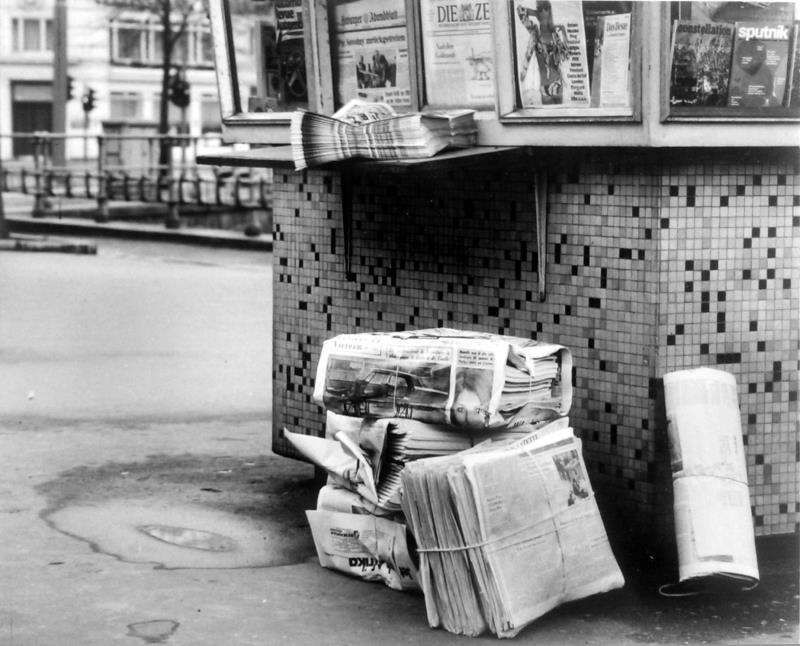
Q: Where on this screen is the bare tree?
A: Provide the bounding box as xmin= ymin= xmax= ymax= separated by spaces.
xmin=97 ymin=0 xmax=207 ymax=171
xmin=0 ymin=157 xmax=7 ymax=239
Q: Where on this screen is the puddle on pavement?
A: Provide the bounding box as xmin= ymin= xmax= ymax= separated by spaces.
xmin=46 ymin=499 xmax=300 ymax=569
xmin=127 ymin=619 xmax=179 ymax=644
xmin=139 ymin=525 xmax=237 ymax=552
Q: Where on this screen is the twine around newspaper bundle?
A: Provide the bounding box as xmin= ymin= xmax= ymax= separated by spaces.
xmin=412 ymin=456 xmax=581 ymax=598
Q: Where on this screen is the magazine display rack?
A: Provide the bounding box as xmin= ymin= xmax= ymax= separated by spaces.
xmin=206 ymin=0 xmax=799 ymax=150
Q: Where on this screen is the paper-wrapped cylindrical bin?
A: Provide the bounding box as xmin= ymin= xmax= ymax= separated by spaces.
xmin=663 ymin=367 xmax=759 ymax=585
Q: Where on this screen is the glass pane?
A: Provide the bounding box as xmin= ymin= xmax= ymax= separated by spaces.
xmin=12 ymin=18 xmax=20 ymax=51
xmin=154 ymin=30 xmax=164 ymax=62
xmin=510 ymin=1 xmax=633 ymax=109
xmin=23 ymin=18 xmax=41 ymax=51
xmin=200 ymin=95 xmax=221 ymax=132
xmin=173 ymin=31 xmax=189 ymax=65
xmin=229 ymin=0 xmax=310 ymax=113
xmin=330 ymin=0 xmax=412 ymax=110
xmin=110 ymin=93 xmax=141 ymax=120
xmin=118 ymin=27 xmax=143 ymax=60
xmin=419 ymin=0 xmax=495 ymax=109
xmin=45 ymin=19 xmax=53 ymax=51
xmin=199 ymin=30 xmax=214 ymax=64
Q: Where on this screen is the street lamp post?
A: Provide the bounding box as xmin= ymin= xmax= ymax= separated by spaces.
xmin=52 ymin=0 xmax=68 ymax=168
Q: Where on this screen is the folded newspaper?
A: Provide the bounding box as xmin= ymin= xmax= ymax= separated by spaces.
xmin=661 ymin=368 xmax=759 ymax=594
xmin=307 ymin=485 xmax=419 ymax=591
xmin=400 ymin=424 xmax=624 ymax=638
xmin=313 ymin=328 xmax=572 ymax=430
xmin=285 ymin=415 xmax=570 ymax=514
xmin=290 ymin=100 xmax=477 ymax=170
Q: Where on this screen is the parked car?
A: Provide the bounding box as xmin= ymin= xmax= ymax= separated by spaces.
xmin=328 ymin=368 xmax=448 ymax=418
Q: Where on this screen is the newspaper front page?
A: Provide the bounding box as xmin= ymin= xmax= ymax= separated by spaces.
xmin=419 ymin=0 xmax=495 ymax=108
xmin=331 ymin=0 xmax=412 ymax=109
xmin=313 ymin=328 xmax=572 ymax=431
xmin=401 ymin=425 xmax=624 ymax=637
xmin=461 ymin=430 xmax=624 ymax=635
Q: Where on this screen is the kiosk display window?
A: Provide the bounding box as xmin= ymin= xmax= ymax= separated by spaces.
xmin=208 ymin=0 xmax=320 ymax=142
xmin=663 ymin=1 xmax=800 ymax=120
xmin=493 ymin=1 xmax=640 ymax=121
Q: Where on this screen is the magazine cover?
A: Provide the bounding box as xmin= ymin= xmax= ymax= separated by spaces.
xmin=590 ymin=13 xmax=631 ymax=108
xmin=513 ymin=0 xmax=590 ymax=108
xmin=728 ymin=22 xmax=792 ymax=107
xmin=669 ymin=21 xmax=734 ymax=107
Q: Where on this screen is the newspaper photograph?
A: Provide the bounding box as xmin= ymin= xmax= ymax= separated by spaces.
xmin=331 ymin=0 xmax=412 ymax=109
xmin=513 ymin=0 xmax=590 ymax=108
xmin=419 ymin=0 xmax=495 ymax=108
xmin=312 ymin=329 xmax=572 ymax=430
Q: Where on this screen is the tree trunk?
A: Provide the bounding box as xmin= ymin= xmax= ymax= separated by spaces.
xmin=157 ymin=0 xmax=172 ymax=178
xmin=0 ymin=157 xmax=7 ymax=239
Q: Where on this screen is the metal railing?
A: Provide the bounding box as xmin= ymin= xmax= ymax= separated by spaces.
xmin=1 ymin=132 xmax=271 ymax=234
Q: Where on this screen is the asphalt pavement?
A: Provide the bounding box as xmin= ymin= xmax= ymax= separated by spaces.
xmin=0 ymin=219 xmax=797 ymax=645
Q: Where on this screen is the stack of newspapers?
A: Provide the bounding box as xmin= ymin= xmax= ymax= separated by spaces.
xmin=290 ymin=100 xmax=477 ymax=170
xmin=312 ymin=328 xmax=572 ymax=429
xmin=401 ymin=422 xmax=625 ymax=638
xmin=285 ymin=413 xmax=552 ymax=515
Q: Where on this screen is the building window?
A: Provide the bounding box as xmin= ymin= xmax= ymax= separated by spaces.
xmin=200 ymin=94 xmax=221 ymax=133
xmin=110 ymin=91 xmax=142 ymax=120
xmin=11 ymin=17 xmax=53 ymax=52
xmin=110 ymin=18 xmax=214 ymax=67
xmin=117 ymin=24 xmax=146 ymax=60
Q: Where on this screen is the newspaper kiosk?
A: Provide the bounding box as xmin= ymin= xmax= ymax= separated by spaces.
xmin=200 ymin=1 xmax=799 ymax=553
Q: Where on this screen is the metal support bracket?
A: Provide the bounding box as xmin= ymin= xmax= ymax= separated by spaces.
xmin=534 ymin=168 xmax=548 ymax=302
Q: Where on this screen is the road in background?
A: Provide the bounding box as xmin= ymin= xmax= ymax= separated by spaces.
xmin=0 ymin=238 xmax=272 ymax=421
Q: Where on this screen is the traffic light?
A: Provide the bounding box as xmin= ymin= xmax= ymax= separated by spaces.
xmin=169 ymin=74 xmax=190 ymax=109
xmin=67 ymin=75 xmax=74 ymax=101
xmin=82 ymin=87 xmax=96 ymax=113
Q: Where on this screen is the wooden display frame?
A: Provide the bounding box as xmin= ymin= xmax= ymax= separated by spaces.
xmin=206 ymin=0 xmax=798 ymax=149
xmin=208 ymin=0 xmax=333 ymax=143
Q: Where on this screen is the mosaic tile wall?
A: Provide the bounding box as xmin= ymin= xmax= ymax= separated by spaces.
xmin=271 ymin=148 xmax=798 ymax=546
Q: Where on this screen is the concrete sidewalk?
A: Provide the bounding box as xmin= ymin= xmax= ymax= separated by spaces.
xmin=0 ymin=220 xmax=795 ymax=646
xmin=1 ymin=419 xmax=797 ymax=646
xmin=1 ymin=192 xmax=272 ymax=251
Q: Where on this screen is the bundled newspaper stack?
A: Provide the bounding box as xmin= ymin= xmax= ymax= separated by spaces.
xmin=294 ymin=328 xmax=580 ymax=605
xmin=290 ymin=100 xmax=477 ymax=170
xmin=401 ymin=421 xmax=625 ymax=638
xmin=285 ymin=413 xmax=490 ymax=591
xmin=661 ymin=368 xmax=759 ymax=594
xmin=312 ymin=328 xmax=572 ymax=430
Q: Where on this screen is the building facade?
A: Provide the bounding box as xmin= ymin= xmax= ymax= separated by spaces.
xmin=0 ymin=0 xmax=259 ymax=160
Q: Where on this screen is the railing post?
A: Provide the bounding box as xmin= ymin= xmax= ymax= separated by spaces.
xmin=32 ymin=134 xmax=50 ymax=218
xmin=95 ymin=134 xmax=109 ymax=222
xmin=214 ymin=168 xmax=223 ymax=206
xmin=164 ymin=136 xmax=180 ymax=229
